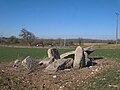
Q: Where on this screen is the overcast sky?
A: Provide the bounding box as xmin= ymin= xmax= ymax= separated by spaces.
xmin=0 ymin=0 xmax=120 ymax=39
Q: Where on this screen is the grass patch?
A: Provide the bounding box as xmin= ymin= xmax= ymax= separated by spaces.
xmin=0 ymin=46 xmax=120 ymax=61
xmin=0 ymin=46 xmax=73 ymax=62
xmin=91 ymin=49 xmax=120 ymax=60
xmin=87 ymin=66 xmax=120 ymax=90
xmin=0 ymin=46 xmax=47 ymax=61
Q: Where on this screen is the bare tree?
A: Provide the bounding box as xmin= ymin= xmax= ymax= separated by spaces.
xmin=19 ymin=28 xmax=35 ymax=46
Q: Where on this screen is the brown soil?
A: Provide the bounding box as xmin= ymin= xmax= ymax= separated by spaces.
xmin=0 ymin=59 xmax=118 ymax=90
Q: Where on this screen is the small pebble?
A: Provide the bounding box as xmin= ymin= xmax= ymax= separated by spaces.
xmin=59 ymin=86 xmax=62 ymax=89
xmin=95 ymin=68 xmax=98 ymax=72
xmin=53 ymin=75 xmax=57 ymax=78
xmin=91 ymin=72 xmax=94 ymax=74
xmin=1 ymin=70 xmax=5 ymax=73
xmin=89 ymin=66 xmax=93 ymax=68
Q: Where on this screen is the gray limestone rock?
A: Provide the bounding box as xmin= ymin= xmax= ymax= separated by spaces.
xmin=44 ymin=58 xmax=73 ymax=73
xmin=39 ymin=57 xmax=54 ymax=66
xmin=47 ymin=48 xmax=60 ymax=59
xmin=73 ymin=46 xmax=85 ymax=69
xmin=60 ymin=51 xmax=75 ymax=59
xmin=22 ymin=56 xmax=34 ymax=71
xmin=84 ymin=52 xmax=92 ymax=66
xmin=84 ymin=46 xmax=95 ymax=55
xmin=64 ymin=58 xmax=73 ymax=68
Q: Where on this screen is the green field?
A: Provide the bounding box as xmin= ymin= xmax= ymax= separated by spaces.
xmin=0 ymin=46 xmax=120 ymax=62
xmin=91 ymin=49 xmax=120 ymax=60
xmin=0 ymin=46 xmax=73 ymax=62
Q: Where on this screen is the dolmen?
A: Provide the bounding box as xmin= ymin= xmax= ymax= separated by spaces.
xmin=13 ymin=46 xmax=95 ymax=73
xmin=43 ymin=46 xmax=95 ymax=73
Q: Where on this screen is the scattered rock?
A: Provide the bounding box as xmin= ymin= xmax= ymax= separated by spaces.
xmin=1 ymin=70 xmax=5 ymax=73
xmin=53 ymin=75 xmax=57 ymax=78
xmin=108 ymin=84 xmax=119 ymax=89
xmin=13 ymin=59 xmax=21 ymax=68
xmin=95 ymin=68 xmax=98 ymax=72
xmin=91 ymin=72 xmax=94 ymax=74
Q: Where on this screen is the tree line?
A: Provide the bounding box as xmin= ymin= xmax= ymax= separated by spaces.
xmin=0 ymin=28 xmax=116 ymax=47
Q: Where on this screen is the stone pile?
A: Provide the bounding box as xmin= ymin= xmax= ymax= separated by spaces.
xmin=13 ymin=56 xmax=39 ymax=73
xmin=13 ymin=46 xmax=95 ymax=73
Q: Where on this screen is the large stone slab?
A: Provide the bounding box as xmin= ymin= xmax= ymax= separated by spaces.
xmin=39 ymin=57 xmax=54 ymax=66
xmin=44 ymin=58 xmax=73 ymax=73
xmin=84 ymin=46 xmax=95 ymax=55
xmin=73 ymin=46 xmax=85 ymax=69
xmin=60 ymin=51 xmax=75 ymax=59
xmin=64 ymin=58 xmax=74 ymax=68
xmin=47 ymin=48 xmax=60 ymax=59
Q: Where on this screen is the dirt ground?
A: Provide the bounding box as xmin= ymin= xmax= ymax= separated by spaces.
xmin=0 ymin=58 xmax=118 ymax=90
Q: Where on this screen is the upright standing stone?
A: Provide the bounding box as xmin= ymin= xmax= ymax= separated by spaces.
xmin=73 ymin=46 xmax=85 ymax=69
xmin=48 ymin=48 xmax=52 ymax=58
xmin=47 ymin=48 xmax=60 ymax=59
